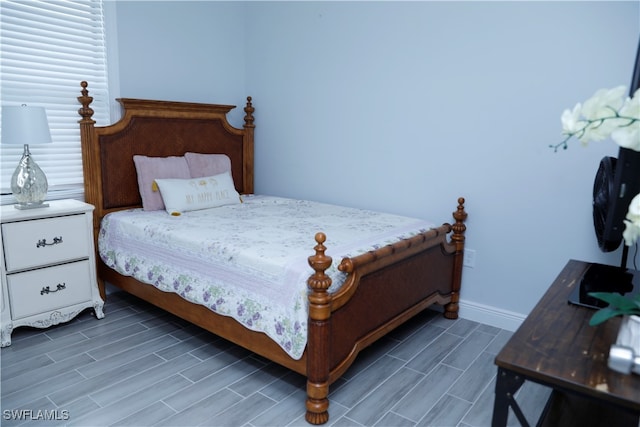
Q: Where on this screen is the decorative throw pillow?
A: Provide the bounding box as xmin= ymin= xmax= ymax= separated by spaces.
xmin=154 ymin=171 xmax=241 ymax=215
xmin=185 ymin=152 xmax=232 ymax=178
xmin=133 ymin=155 xmax=191 ymax=211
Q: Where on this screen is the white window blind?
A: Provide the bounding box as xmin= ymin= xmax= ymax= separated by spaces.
xmin=0 ymin=0 xmax=110 ymax=203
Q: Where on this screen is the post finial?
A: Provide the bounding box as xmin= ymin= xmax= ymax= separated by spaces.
xmin=452 ymin=197 xmax=467 ymax=243
xmin=308 ymin=232 xmax=332 ymax=293
xmin=244 ymin=96 xmax=255 ymax=128
xmin=78 ymin=81 xmax=95 ymax=124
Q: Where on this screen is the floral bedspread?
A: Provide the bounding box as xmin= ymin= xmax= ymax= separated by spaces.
xmin=99 ymin=195 xmax=435 ymax=359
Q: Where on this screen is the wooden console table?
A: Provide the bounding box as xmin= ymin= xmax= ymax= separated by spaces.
xmin=493 ymin=259 xmax=640 ymax=426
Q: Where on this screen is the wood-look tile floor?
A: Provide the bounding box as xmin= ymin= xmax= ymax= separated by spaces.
xmin=1 ymin=291 xmax=551 ymax=427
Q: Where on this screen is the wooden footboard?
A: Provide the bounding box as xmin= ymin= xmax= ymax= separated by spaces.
xmin=305 ymin=198 xmax=467 ymax=424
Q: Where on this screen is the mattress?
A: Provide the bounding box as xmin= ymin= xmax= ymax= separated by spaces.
xmin=99 ymin=195 xmax=435 ymax=359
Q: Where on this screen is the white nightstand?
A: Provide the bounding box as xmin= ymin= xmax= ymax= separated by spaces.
xmin=0 ymin=199 xmax=104 ymax=346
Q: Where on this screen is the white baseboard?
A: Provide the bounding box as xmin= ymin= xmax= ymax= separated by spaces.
xmin=458 ymin=299 xmax=526 ymax=332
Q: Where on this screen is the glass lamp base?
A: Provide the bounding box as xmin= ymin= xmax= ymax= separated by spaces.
xmin=11 ymin=144 xmax=49 ymax=209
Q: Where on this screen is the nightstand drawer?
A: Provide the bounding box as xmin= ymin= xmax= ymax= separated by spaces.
xmin=7 ymin=261 xmax=93 ymax=320
xmin=2 ymin=214 xmax=90 ymax=271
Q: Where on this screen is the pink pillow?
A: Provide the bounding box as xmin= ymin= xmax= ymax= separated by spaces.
xmin=133 ymin=155 xmax=191 ymax=211
xmin=185 ymin=152 xmax=232 ymax=178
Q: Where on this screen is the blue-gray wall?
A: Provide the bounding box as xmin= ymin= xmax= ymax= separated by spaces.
xmin=114 ymin=1 xmax=247 ymax=124
xmin=112 ymin=1 xmax=640 ymax=329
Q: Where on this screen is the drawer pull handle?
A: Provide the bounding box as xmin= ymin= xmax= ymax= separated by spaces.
xmin=37 ymin=236 xmax=63 ymax=248
xmin=41 ymin=283 xmax=66 ymax=295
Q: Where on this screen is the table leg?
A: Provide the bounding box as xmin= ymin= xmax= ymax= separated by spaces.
xmin=492 ymin=367 xmax=529 ymax=427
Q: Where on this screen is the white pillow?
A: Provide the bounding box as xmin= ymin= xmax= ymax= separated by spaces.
xmin=154 ymin=171 xmax=241 ymax=215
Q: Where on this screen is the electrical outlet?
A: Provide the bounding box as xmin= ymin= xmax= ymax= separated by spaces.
xmin=464 ymin=248 xmax=476 ymax=268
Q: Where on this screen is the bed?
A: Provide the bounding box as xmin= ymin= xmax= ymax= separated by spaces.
xmin=77 ymin=81 xmax=468 ymax=424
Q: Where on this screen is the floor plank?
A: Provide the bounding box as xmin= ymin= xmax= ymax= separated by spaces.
xmin=1 ymin=291 xmax=550 ymax=426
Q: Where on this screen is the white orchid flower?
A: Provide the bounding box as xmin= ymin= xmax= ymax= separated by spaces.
xmin=582 ymin=86 xmax=626 ymax=116
xmin=561 ymin=103 xmax=584 ymax=135
xmin=579 ymin=86 xmax=628 ymax=142
xmin=555 ymin=86 xmax=640 ymax=150
xmin=623 ymin=194 xmax=640 ymax=246
xmin=612 ymin=89 xmax=640 ymax=150
xmin=611 ymin=124 xmax=640 ymax=150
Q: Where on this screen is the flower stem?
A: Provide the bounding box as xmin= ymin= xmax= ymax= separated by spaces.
xmin=551 ymin=113 xmax=638 ymax=152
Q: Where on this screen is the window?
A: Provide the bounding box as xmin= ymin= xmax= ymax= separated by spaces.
xmin=0 ymin=0 xmax=110 ymax=203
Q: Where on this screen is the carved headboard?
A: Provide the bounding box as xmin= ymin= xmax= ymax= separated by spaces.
xmin=77 ymin=81 xmax=255 ymax=229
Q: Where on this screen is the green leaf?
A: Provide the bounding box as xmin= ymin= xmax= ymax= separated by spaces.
xmin=589 ymin=307 xmax=622 ymax=326
xmin=587 ymin=291 xmax=640 ymax=326
xmin=588 ymin=292 xmax=640 ymax=312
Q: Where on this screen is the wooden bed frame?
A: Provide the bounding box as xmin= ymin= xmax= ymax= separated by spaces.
xmin=77 ymin=81 xmax=467 ymax=424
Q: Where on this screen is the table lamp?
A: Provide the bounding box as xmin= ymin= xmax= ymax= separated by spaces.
xmin=1 ymin=105 xmax=53 ymax=209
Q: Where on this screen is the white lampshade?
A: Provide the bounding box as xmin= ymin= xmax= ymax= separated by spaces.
xmin=1 ymin=105 xmax=53 ymax=209
xmin=1 ymin=105 xmax=53 ymax=145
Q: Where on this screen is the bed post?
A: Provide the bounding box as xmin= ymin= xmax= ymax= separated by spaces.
xmin=243 ymin=97 xmax=255 ymax=194
xmin=77 ymin=81 xmax=98 ymax=210
xmin=444 ymin=197 xmax=467 ymax=319
xmin=306 ymin=232 xmax=332 ymax=425
xmin=77 ymin=81 xmax=107 ymax=300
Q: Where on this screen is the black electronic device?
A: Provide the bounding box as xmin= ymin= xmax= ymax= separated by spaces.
xmin=569 ymin=262 xmax=639 ymax=308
